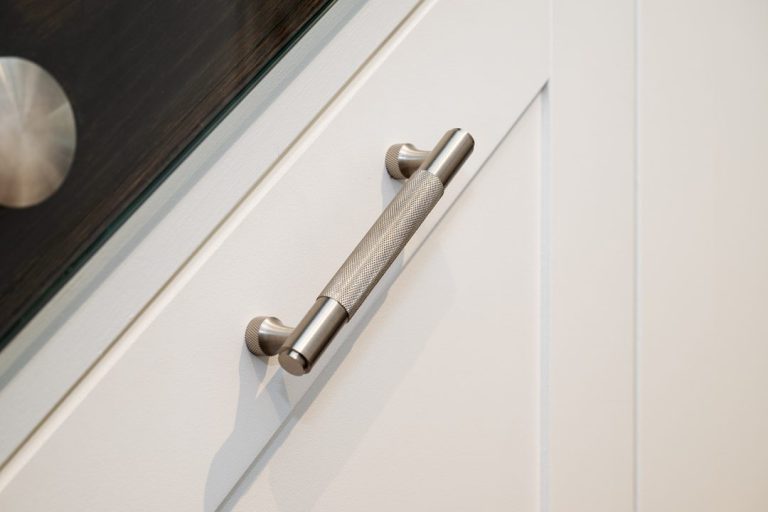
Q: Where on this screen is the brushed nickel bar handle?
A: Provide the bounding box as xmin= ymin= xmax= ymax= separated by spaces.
xmin=245 ymin=129 xmax=474 ymax=375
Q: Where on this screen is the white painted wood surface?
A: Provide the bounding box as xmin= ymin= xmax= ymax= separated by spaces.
xmin=225 ymin=0 xmax=644 ymax=508
xmin=0 ymin=0 xmax=549 ymax=509
xmin=223 ymin=95 xmax=543 ymax=512
xmin=548 ymin=0 xmax=636 ymax=509
xmin=638 ymin=0 xmax=768 ymax=509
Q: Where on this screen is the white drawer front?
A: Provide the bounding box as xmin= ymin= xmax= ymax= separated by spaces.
xmin=224 ymin=94 xmax=544 ymax=512
xmin=0 ymin=0 xmax=548 ymax=509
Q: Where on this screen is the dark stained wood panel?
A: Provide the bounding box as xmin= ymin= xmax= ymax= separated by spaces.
xmin=0 ymin=0 xmax=331 ymax=348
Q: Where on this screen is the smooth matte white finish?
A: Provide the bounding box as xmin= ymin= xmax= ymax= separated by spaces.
xmin=0 ymin=0 xmax=549 ymax=509
xmin=638 ymin=0 xmax=768 ymax=509
xmin=224 ymin=96 xmax=543 ymax=512
xmin=548 ymin=0 xmax=636 ymax=510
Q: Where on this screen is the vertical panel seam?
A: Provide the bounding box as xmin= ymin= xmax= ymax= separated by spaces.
xmin=539 ymin=82 xmax=552 ymax=512
xmin=633 ymin=0 xmax=641 ymax=510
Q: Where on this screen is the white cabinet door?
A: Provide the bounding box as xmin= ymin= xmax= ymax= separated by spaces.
xmin=0 ymin=1 xmax=638 ymax=510
xmin=222 ymin=92 xmax=545 ymax=512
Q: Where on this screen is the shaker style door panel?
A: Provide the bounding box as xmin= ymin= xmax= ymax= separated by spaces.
xmin=224 ymin=94 xmax=544 ymax=512
xmin=0 ymin=1 xmax=549 ymax=510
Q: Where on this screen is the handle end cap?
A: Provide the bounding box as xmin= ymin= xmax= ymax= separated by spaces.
xmin=279 ymin=349 xmax=309 ymax=376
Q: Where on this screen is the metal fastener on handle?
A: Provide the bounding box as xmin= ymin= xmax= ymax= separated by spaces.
xmin=245 ymin=128 xmax=474 ymax=375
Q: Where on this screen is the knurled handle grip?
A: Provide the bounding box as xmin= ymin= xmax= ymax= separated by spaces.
xmin=245 ymin=129 xmax=474 ymax=376
xmin=319 ymin=169 xmax=444 ymax=317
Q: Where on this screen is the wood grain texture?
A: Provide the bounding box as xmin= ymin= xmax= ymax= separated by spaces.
xmin=0 ymin=0 xmax=330 ymax=347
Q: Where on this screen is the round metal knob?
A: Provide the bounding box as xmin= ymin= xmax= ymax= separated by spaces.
xmin=0 ymin=57 xmax=77 ymax=208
